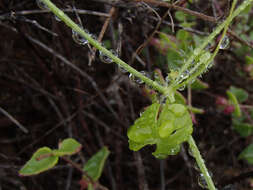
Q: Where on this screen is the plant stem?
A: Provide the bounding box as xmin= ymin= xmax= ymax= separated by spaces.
xmin=175 ymin=0 xmax=239 ymax=89
xmin=171 ymin=0 xmax=253 ymax=89
xmin=188 ymin=136 xmax=216 ymax=190
xmin=40 ymin=0 xmax=168 ymax=95
xmin=38 ymin=1 xmax=251 ymax=190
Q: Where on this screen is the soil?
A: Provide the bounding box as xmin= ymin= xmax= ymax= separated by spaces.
xmin=0 ymin=0 xmax=253 ymax=190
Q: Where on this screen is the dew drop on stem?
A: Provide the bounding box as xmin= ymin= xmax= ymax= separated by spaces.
xmin=198 ymin=172 xmax=213 ymax=189
xmin=36 ymin=0 xmax=48 ymax=10
xmin=219 ymin=35 xmax=230 ymax=50
xmin=198 ymin=173 xmax=208 ymax=188
xmin=72 ymin=27 xmax=89 ymax=46
xmin=54 ymin=15 xmax=61 ymax=22
xmin=99 ymin=49 xmax=117 ymax=64
xmin=165 ymin=75 xmax=170 ymax=84
xmin=129 ymin=71 xmax=150 ymax=85
xmin=118 ymin=64 xmax=128 ymax=73
xmin=178 ymin=84 xmax=185 ymax=91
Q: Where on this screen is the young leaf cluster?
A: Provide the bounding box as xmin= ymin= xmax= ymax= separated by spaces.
xmin=127 ymin=101 xmax=193 ymax=159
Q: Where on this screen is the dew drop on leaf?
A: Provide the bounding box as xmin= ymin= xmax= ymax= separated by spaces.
xmin=36 ymin=0 xmax=48 ymax=10
xmin=219 ymin=35 xmax=230 ymax=50
xmin=72 ymin=28 xmax=89 ymax=46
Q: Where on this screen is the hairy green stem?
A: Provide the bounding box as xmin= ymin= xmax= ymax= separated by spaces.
xmin=172 ymin=0 xmax=253 ymax=89
xmin=175 ymin=0 xmax=239 ymax=89
xmin=188 ymin=136 xmax=216 ymax=190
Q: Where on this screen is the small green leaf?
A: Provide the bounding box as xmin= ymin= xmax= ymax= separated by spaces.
xmin=128 ymin=102 xmax=193 ymax=159
xmin=226 ymin=91 xmax=241 ymax=117
xmin=238 ymin=144 xmax=253 ymax=164
xmin=191 ymin=79 xmax=209 ymax=90
xmin=83 ymin=147 xmax=110 ymax=181
xmin=233 ymin=118 xmax=253 ymax=137
xmin=53 ymin=138 xmax=82 ymax=157
xmin=228 ymin=86 xmax=248 ymax=103
xmin=174 ymin=91 xmax=186 ymax=104
xmin=128 ymin=103 xmax=160 ymax=144
xmin=175 ymin=11 xmax=186 ymax=22
xmin=19 ymin=147 xmax=58 ymax=176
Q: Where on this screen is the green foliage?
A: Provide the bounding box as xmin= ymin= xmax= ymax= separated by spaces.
xmin=233 ymin=118 xmax=253 ymax=137
xmin=83 ymin=147 xmax=110 ymax=181
xmin=238 ymin=143 xmax=253 ymax=164
xmin=19 ymin=138 xmax=82 ymax=176
xmin=19 ymin=147 xmax=58 ymax=176
xmin=228 ymin=86 xmax=248 ymax=103
xmin=127 ymin=101 xmax=193 ymax=159
xmin=226 ymin=91 xmax=241 ymax=117
xmin=53 ymin=138 xmax=82 ymax=156
xmin=191 ymin=79 xmax=209 ymax=90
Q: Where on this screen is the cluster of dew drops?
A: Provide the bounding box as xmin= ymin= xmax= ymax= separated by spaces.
xmin=36 ymin=0 xmax=230 ymax=89
xmin=36 ymin=0 xmax=118 ymax=64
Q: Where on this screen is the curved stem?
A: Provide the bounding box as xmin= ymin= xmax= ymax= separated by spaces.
xmin=170 ymin=0 xmax=253 ymax=89
xmin=38 ymin=1 xmax=251 ymax=190
xmin=188 ymin=136 xmax=216 ymax=190
xmin=40 ymin=0 xmax=168 ymax=95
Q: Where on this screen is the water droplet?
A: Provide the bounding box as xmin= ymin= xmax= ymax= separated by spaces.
xmin=118 ymin=65 xmax=128 ymax=73
xmin=221 ymin=184 xmax=236 ymax=190
xmin=36 ymin=0 xmax=48 ymax=10
xmin=129 ymin=71 xmax=149 ymax=84
xmin=220 ymin=35 xmax=230 ymax=50
xmin=188 ymin=148 xmax=194 ymax=157
xmin=180 ymin=70 xmax=190 ymax=80
xmin=165 ymin=75 xmax=171 ymax=83
xmin=54 ymin=15 xmax=61 ymax=22
xmin=207 ymin=61 xmax=214 ymax=69
xmin=99 ymin=49 xmax=117 ymax=64
xmin=198 ymin=172 xmax=213 ymax=189
xmin=193 ymin=163 xmax=200 ymax=171
xmin=178 ymin=84 xmax=185 ymax=91
xmin=72 ymin=27 xmax=89 ymax=45
xmin=198 ymin=173 xmax=207 ymax=188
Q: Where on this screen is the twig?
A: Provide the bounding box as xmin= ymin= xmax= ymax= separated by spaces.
xmin=88 ymin=7 xmax=116 ymax=65
xmin=0 ymin=107 xmax=28 ymax=133
xmin=14 ymin=9 xmax=110 ymax=17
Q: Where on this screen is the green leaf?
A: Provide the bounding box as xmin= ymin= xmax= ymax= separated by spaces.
xmin=238 ymin=144 xmax=253 ymax=164
xmin=245 ymin=55 xmax=253 ymax=65
xmin=175 ymin=11 xmax=186 ymax=22
xmin=191 ymin=79 xmax=209 ymax=90
xmin=19 ymin=147 xmax=58 ymax=176
xmin=128 ymin=102 xmax=193 ymax=159
xmin=128 ymin=103 xmax=160 ymax=144
xmin=229 ymin=86 xmax=248 ymax=103
xmin=226 ymin=91 xmax=241 ymax=117
xmin=233 ymin=119 xmax=253 ymax=137
xmin=53 ymin=138 xmax=82 ymax=157
xmin=83 ymin=147 xmax=110 ymax=181
xmin=174 ymin=91 xmax=186 ymax=104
